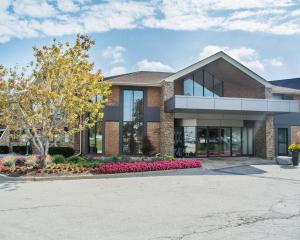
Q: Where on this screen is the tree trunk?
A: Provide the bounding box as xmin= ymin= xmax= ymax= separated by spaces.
xmin=39 ymin=154 xmax=47 ymax=168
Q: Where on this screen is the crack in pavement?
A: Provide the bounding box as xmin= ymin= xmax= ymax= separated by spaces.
xmin=0 ymin=204 xmax=69 ymax=212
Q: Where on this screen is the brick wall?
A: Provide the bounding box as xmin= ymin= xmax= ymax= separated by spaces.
xmin=291 ymin=126 xmax=300 ymax=144
xmin=147 ymin=87 xmax=161 ymax=107
xmin=105 ymin=121 xmax=119 ymax=156
xmin=174 ymin=79 xmax=183 ymax=95
xmin=107 ymin=85 xmax=120 ymax=106
xmin=147 ymin=122 xmax=160 ymax=153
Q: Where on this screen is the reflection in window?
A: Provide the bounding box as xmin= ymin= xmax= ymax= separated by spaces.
xmin=183 ymin=69 xmax=223 ymax=97
xmin=184 ymin=127 xmax=196 ymax=157
xmin=194 ymin=71 xmax=204 ymax=96
xmin=89 ymin=122 xmax=103 ymax=154
xmin=183 ymin=77 xmax=193 ymax=96
xmin=123 ymin=90 xmax=144 ymax=155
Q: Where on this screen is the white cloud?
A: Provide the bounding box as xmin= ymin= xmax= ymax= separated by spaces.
xmin=108 ymin=66 xmax=128 ymax=76
xmin=102 ymin=46 xmax=126 ymax=64
xmin=136 ymin=59 xmax=174 ymax=72
xmin=12 ymin=0 xmax=56 ymax=18
xmin=57 ymin=0 xmax=80 ymax=12
xmin=199 ymin=45 xmax=265 ymax=71
xmin=1 ymin=0 xmax=300 ymax=43
xmin=269 ymin=58 xmax=283 ymax=67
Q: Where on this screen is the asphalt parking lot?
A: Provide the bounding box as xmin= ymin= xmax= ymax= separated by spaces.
xmin=1 ymin=163 xmax=300 ymax=240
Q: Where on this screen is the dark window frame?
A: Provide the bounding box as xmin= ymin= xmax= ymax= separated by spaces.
xmin=182 ymin=69 xmax=224 ymax=97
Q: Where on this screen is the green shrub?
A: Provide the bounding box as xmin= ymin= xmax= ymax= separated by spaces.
xmin=52 ymin=155 xmax=66 ymax=164
xmin=165 ymin=155 xmax=175 ymax=161
xmin=48 ymin=147 xmax=75 ymax=158
xmin=107 ymin=155 xmax=119 ymax=163
xmin=4 ymin=161 xmax=15 ymax=167
xmin=0 ymin=146 xmax=9 ymax=154
xmin=67 ymin=156 xmax=85 ymax=164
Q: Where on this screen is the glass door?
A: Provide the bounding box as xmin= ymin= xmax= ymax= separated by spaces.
xmin=184 ymin=127 xmax=196 ymax=157
xmin=208 ymin=128 xmax=219 ymax=156
xmin=220 ymin=128 xmax=231 ymax=156
xmin=232 ymin=128 xmax=242 ymax=156
xmin=278 ymin=128 xmax=288 ymax=156
xmin=242 ymin=127 xmax=254 ymax=156
xmin=196 ymin=127 xmax=207 ymax=157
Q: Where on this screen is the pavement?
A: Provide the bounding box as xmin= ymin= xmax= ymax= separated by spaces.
xmin=0 ymin=160 xmax=300 ymax=240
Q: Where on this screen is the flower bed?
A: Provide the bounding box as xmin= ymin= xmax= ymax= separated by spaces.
xmin=93 ymin=160 xmax=202 ymax=174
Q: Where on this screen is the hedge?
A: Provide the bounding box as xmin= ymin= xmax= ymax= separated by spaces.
xmin=48 ymin=147 xmax=75 ymax=158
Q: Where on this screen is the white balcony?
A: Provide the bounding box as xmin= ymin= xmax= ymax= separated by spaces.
xmin=165 ymin=96 xmax=299 ymax=113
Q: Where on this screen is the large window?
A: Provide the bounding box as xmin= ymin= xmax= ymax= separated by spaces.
xmin=123 ymin=90 xmax=144 ymax=155
xmin=89 ymin=122 xmax=103 ymax=154
xmin=278 ymin=128 xmax=288 ymax=156
xmin=183 ymin=69 xmax=223 ymax=97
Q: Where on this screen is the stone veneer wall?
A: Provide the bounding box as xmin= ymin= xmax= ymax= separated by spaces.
xmin=255 ymin=120 xmax=266 ymax=159
xmin=265 ymin=115 xmax=275 ymax=160
xmin=160 ymin=81 xmax=174 ymax=156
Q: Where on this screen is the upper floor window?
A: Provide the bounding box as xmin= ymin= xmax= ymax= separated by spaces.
xmin=272 ymin=94 xmax=293 ymax=100
xmin=183 ymin=69 xmax=223 ymax=97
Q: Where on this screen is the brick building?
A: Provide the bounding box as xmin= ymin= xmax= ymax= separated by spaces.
xmin=1 ymin=51 xmax=300 ymax=159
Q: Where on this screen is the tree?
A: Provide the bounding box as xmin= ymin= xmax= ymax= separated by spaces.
xmin=142 ymin=135 xmax=155 ymax=156
xmin=0 ymin=34 xmax=111 ymax=168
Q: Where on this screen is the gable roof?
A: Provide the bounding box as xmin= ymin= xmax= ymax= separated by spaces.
xmin=270 ymin=78 xmax=300 ymax=90
xmin=105 ymin=71 xmax=174 ymax=86
xmin=163 ymin=51 xmax=272 ymax=87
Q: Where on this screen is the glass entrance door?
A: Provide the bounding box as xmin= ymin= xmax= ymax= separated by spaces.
xmin=220 ymin=128 xmax=231 ymax=156
xmin=196 ymin=128 xmax=207 ymax=157
xmin=208 ymin=128 xmax=219 ymax=156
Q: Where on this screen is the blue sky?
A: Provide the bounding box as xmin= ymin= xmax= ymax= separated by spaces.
xmin=1 ymin=0 xmax=300 ymax=80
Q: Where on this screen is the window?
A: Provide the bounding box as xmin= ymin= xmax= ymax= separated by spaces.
xmin=183 ymin=69 xmax=223 ymax=97
xmin=183 ymin=77 xmax=193 ymax=96
xmin=89 ymin=122 xmax=103 ymax=154
xmin=123 ymin=90 xmax=144 ymax=155
xmin=272 ymin=94 xmax=293 ymax=100
xmin=278 ymin=128 xmax=288 ymax=156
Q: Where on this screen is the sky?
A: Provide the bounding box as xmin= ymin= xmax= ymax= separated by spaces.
xmin=0 ymin=0 xmax=300 ymax=80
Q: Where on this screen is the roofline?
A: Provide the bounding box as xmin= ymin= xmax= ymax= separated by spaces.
xmin=110 ymin=82 xmax=162 ymax=87
xmin=162 ymin=51 xmax=272 ymax=87
xmin=104 ymin=70 xmax=174 ymax=80
xmin=271 ymin=85 xmax=300 ymax=95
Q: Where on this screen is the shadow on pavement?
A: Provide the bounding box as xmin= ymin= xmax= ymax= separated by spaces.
xmin=0 ymin=177 xmax=24 ymax=192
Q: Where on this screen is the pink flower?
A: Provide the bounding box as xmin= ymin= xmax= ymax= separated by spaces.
xmin=94 ymin=160 xmax=202 ymax=174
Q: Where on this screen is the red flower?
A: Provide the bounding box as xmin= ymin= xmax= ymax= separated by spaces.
xmin=93 ymin=160 xmax=202 ymax=174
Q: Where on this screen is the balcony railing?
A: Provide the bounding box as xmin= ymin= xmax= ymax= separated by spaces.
xmin=165 ymin=95 xmax=299 ymax=113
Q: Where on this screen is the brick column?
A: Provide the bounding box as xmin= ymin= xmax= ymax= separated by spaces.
xmin=160 ymin=81 xmax=174 ymax=156
xmin=266 ymin=114 xmax=275 ymax=160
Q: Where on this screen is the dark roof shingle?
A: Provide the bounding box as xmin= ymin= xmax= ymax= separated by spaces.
xmin=270 ymin=78 xmax=300 ymax=90
xmin=105 ymin=71 xmax=174 ymax=86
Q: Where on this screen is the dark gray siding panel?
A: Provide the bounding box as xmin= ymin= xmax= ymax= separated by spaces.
xmin=103 ymin=106 xmax=120 ymax=121
xmin=274 ymin=113 xmax=300 ymax=126
xmin=145 ymin=107 xmax=160 ymax=122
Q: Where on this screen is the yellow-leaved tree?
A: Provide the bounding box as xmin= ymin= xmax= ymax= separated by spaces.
xmin=0 ymin=34 xmax=111 ymax=168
